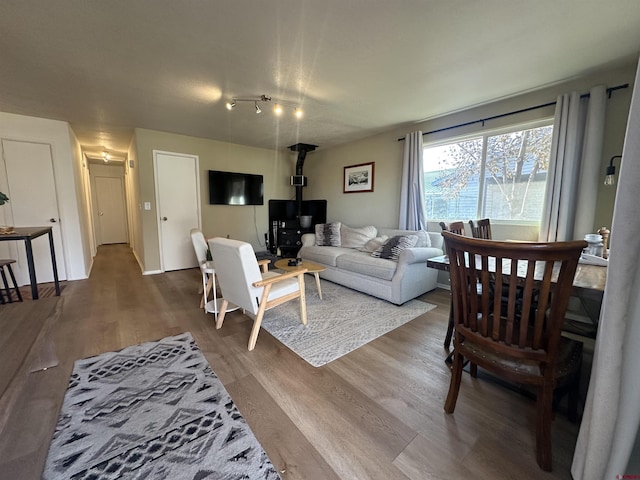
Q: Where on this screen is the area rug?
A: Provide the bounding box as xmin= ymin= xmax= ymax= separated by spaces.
xmin=42 ymin=332 xmax=280 ymax=480
xmin=261 ymin=280 xmax=436 ymax=367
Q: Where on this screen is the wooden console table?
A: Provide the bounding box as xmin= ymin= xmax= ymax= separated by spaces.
xmin=0 ymin=226 xmax=60 ymax=299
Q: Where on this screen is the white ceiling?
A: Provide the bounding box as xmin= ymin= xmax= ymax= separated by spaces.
xmin=2 ymin=1 xmax=640 ymax=157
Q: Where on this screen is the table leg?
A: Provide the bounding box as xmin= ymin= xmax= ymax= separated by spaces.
xmin=47 ymin=229 xmax=60 ymax=296
xmin=314 ymin=272 xmax=323 ymax=299
xmin=24 ymin=239 xmax=39 ymax=299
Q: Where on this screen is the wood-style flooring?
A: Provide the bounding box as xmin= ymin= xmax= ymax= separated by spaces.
xmin=0 ymin=244 xmax=584 ymax=480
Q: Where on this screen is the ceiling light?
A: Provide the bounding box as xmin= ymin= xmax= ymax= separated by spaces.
xmin=102 ymin=150 xmax=111 ymax=162
xmin=274 ymin=103 xmax=283 ymax=115
xmin=255 ymin=101 xmax=262 ymax=114
xmin=225 ymin=100 xmax=236 ymax=110
xmin=294 ymin=107 xmax=303 ymax=119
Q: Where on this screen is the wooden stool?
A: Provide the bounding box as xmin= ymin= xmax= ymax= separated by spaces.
xmin=0 ymin=259 xmax=22 ymax=304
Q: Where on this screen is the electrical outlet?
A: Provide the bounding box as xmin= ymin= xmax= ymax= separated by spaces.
xmin=144 ymin=202 xmax=151 ymax=210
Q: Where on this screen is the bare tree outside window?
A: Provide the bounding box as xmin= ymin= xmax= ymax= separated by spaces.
xmin=424 ymin=123 xmax=553 ymax=222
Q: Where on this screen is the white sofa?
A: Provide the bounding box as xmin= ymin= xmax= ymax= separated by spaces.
xmin=298 ymin=224 xmax=444 ymax=305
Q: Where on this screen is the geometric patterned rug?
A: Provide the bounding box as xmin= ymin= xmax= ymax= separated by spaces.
xmin=261 ymin=280 xmax=436 ymax=367
xmin=42 ymin=332 xmax=280 ymax=480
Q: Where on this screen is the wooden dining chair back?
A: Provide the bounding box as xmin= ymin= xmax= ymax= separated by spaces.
xmin=441 ymin=231 xmax=586 ymax=471
xmin=468 ymin=218 xmax=492 ymax=239
xmin=439 ymin=221 xmax=465 ymax=235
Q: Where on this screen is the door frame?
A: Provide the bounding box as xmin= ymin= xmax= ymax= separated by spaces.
xmin=152 ymin=150 xmax=201 ymax=272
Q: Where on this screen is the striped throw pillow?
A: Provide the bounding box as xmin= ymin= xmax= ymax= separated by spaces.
xmin=371 ymin=234 xmax=418 ymax=261
xmin=315 ymin=222 xmax=342 ymax=246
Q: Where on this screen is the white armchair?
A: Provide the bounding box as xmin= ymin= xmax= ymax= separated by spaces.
xmin=208 ymin=237 xmax=308 ymax=350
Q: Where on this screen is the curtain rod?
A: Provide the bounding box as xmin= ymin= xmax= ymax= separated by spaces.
xmin=397 ymin=83 xmax=629 ymax=141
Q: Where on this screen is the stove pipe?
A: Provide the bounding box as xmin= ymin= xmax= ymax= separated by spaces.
xmin=289 ymin=143 xmax=317 ymax=218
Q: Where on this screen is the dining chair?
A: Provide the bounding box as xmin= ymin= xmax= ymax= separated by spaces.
xmin=468 ymin=218 xmax=492 ymax=239
xmin=442 ymin=231 xmax=586 ymax=471
xmin=439 ymin=221 xmax=467 ymax=349
xmin=190 ymin=228 xmax=217 ymax=314
xmin=439 ymin=221 xmax=465 ymax=235
xmin=208 ymin=237 xmax=308 ymax=351
xmin=0 ymin=259 xmax=22 ymax=304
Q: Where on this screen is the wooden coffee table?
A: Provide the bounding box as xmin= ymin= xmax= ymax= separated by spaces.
xmin=273 ymin=259 xmax=326 ymax=299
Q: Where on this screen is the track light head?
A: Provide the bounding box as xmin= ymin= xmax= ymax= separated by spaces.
xmin=255 ymin=102 xmax=262 ymax=114
xmin=225 ymin=100 xmax=236 ymax=110
xmin=294 ymin=107 xmax=303 ymax=119
xmin=274 ymin=103 xmax=283 ymax=115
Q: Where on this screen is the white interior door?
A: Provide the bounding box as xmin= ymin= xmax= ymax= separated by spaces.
xmin=95 ymin=176 xmax=128 ymax=244
xmin=0 ymin=139 xmax=67 ymax=285
xmin=154 ymin=151 xmax=200 ymax=271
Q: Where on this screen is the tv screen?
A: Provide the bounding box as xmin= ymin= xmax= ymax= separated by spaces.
xmin=209 ymin=170 xmax=264 ymax=205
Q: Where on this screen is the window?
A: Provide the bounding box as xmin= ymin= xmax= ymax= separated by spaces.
xmin=423 ymin=120 xmax=553 ymax=223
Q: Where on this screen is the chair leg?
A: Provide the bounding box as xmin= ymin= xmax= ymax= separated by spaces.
xmin=248 ymin=285 xmax=272 ymax=351
xmin=7 ymin=264 xmax=22 ymax=302
xmin=297 ymin=275 xmax=307 ymax=325
xmin=215 ymin=300 xmax=229 ymax=329
xmin=444 ymin=301 xmax=454 ymax=348
xmin=536 ymin=385 xmax=554 ymax=471
xmin=0 ymin=267 xmax=12 ymax=304
xmin=567 ymin=361 xmax=582 ymax=423
xmin=444 ymin=350 xmax=464 ymax=413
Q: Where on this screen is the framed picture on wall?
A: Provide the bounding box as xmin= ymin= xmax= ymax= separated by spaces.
xmin=343 ymin=162 xmax=375 ymax=193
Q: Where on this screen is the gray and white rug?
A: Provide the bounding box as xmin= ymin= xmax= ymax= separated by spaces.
xmin=261 ymin=280 xmax=436 ymax=367
xmin=43 ymin=332 xmax=280 ymax=480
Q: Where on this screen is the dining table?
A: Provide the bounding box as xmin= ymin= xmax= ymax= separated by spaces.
xmin=427 ymin=253 xmax=607 ymax=345
xmin=0 ymin=226 xmax=60 ymax=299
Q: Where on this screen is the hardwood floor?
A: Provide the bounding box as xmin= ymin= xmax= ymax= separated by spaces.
xmin=0 ymin=244 xmax=582 ymax=479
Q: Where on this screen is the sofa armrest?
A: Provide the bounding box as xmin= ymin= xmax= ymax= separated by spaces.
xmin=397 ymin=246 xmax=444 ymax=265
xmin=301 ymin=233 xmax=316 ymax=247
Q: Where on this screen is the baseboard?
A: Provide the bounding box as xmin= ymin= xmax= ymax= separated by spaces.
xmin=437 ymin=282 xmax=451 ymax=291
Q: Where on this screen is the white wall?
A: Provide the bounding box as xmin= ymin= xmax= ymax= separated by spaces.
xmin=0 ymin=111 xmax=91 ymax=281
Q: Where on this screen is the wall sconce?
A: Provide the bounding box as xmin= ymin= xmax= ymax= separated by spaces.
xmin=224 ymin=94 xmax=303 ymax=118
xmin=604 ymin=155 xmax=622 ymax=186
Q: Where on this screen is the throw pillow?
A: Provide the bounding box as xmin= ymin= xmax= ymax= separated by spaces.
xmin=359 ymin=235 xmax=389 ymax=253
xmin=371 ymin=234 xmax=418 ymax=261
xmin=315 ymin=222 xmax=342 ymax=246
xmin=341 ymin=224 xmax=377 ymax=248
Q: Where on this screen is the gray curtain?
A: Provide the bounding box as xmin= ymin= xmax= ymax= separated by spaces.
xmin=399 ymin=131 xmax=426 ymax=230
xmin=539 ymin=86 xmax=606 ymax=242
xmin=572 ymin=59 xmax=640 ymax=479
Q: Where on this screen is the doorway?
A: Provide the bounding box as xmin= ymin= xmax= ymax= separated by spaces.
xmin=90 ymin=163 xmax=129 ymax=246
xmin=153 ymin=150 xmax=200 ymax=271
xmin=0 ymin=139 xmax=67 ymax=285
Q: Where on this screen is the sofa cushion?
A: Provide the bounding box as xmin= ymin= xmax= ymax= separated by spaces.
xmin=335 ymin=252 xmax=397 ymax=281
xmin=341 ymin=224 xmax=377 ymax=248
xmin=315 ymin=222 xmax=341 ymax=246
xmin=371 ymin=234 xmax=418 ymax=261
xmin=299 ymin=245 xmax=353 ymax=267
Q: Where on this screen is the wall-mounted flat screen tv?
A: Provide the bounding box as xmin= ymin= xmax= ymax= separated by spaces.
xmin=209 ymin=170 xmax=264 ymax=205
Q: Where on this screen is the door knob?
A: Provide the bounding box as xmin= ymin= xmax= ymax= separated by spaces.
xmin=162 ymin=217 xmax=168 ymax=221
xmin=99 ymin=212 xmax=104 ymax=216
xmin=50 ymin=218 xmax=57 ymax=223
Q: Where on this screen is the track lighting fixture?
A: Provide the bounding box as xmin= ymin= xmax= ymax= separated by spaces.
xmin=224 ymin=94 xmax=303 ymax=119
xmin=102 ymin=150 xmax=111 ymax=163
